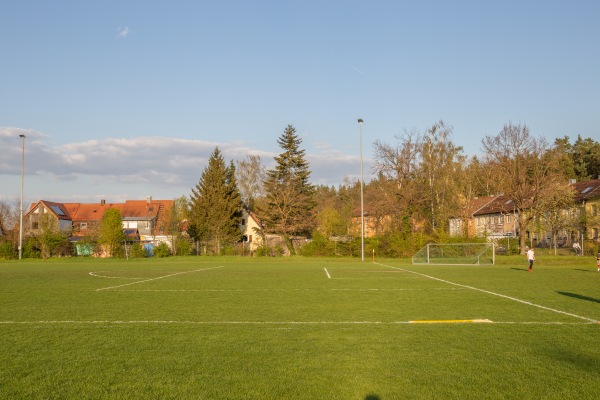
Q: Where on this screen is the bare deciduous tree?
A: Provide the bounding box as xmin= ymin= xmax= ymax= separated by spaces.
xmin=236 ymin=154 xmax=266 ymax=211
xmin=482 ymin=122 xmax=565 ymax=253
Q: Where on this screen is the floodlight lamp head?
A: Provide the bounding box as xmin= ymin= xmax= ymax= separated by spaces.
xmin=357 ymin=118 xmax=363 ymax=124
xmin=19 ymin=134 xmax=26 ymax=138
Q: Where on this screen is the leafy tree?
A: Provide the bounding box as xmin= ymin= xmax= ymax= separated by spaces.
xmin=190 ymin=147 xmax=242 ymax=254
xmin=37 ymin=213 xmax=71 ymax=259
xmin=97 ymin=208 xmax=125 ymax=257
xmin=161 ymin=196 xmax=191 ymax=256
xmin=261 ymin=125 xmax=316 ymax=253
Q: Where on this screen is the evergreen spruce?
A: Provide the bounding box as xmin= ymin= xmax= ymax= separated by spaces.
xmin=262 ymin=125 xmax=316 ymax=253
xmin=190 ymin=147 xmax=242 ymax=254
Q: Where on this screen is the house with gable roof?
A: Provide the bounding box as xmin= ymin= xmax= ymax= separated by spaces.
xmin=569 ymin=178 xmax=600 ymax=243
xmin=23 ymin=197 xmax=174 ymax=248
xmin=472 ymin=195 xmax=520 ymax=239
xmin=22 ymin=200 xmax=73 ymax=233
xmin=240 ymin=208 xmax=264 ymax=252
xmin=448 ymin=195 xmax=497 ymax=237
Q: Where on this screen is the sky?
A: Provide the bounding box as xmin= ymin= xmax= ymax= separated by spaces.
xmin=1 ymin=0 xmax=599 ymax=205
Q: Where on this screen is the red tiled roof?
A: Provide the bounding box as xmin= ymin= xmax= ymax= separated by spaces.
xmin=571 ymin=179 xmax=600 ymax=202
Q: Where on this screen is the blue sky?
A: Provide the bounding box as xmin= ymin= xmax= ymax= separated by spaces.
xmin=1 ymin=1 xmax=599 ymax=204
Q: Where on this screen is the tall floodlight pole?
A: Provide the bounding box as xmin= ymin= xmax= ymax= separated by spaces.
xmin=358 ymin=119 xmax=364 ymax=261
xmin=19 ymin=134 xmax=26 ymax=260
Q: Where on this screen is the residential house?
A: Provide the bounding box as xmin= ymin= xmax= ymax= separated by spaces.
xmin=23 ymin=197 xmax=173 ymax=247
xmin=448 ymin=178 xmax=600 ymax=250
xmin=472 ymin=195 xmax=519 ymax=239
xmin=22 ymin=200 xmax=73 ymax=233
xmin=570 ymin=178 xmax=600 ymax=243
xmin=240 ymin=209 xmax=264 ymax=252
xmin=448 ymin=196 xmax=497 ymax=237
xmin=350 ymin=208 xmax=395 ymax=238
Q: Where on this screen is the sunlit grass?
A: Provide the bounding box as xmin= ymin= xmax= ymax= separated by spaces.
xmin=1 ymin=256 xmax=599 ymax=399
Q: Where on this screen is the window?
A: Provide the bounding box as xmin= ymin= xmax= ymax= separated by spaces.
xmin=593 ymin=228 xmax=599 ymax=239
xmin=32 ymin=222 xmax=39 ymax=229
xmin=506 ymin=215 xmax=511 ymax=223
xmin=248 ymin=235 xmax=253 ymax=242
xmin=241 ymin=218 xmax=246 ymax=226
xmin=80 ymin=223 xmax=88 ymax=230
xmin=592 ymin=205 xmax=598 ymax=217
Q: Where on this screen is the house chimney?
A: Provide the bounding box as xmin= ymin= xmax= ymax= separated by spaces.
xmin=147 ymin=196 xmax=152 ymax=205
xmin=569 ymin=179 xmax=576 ymax=184
xmin=101 ymin=199 xmax=105 ymax=206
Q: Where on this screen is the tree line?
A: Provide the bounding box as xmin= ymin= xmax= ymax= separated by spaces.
xmin=183 ymin=121 xmax=599 ymax=257
xmin=1 ymin=121 xmax=598 ymax=258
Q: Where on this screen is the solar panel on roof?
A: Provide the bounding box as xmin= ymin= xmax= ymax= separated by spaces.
xmin=581 ymin=186 xmax=593 ymax=194
xmin=50 ymin=205 xmax=66 ymax=216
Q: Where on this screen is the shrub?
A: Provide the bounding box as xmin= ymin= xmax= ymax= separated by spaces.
xmin=129 ymin=242 xmax=147 ymax=258
xmin=0 ymin=240 xmax=16 ymax=259
xmin=154 ymin=242 xmax=171 ymax=257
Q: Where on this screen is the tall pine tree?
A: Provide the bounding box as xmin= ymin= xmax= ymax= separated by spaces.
xmin=190 ymin=147 xmax=242 ymax=254
xmin=262 ymin=125 xmax=316 ymax=253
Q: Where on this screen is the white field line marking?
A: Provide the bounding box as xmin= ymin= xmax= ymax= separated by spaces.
xmin=375 ymin=262 xmax=598 ymax=324
xmin=111 ymin=287 xmax=467 ymax=292
xmin=95 ymin=266 xmax=225 ymax=292
xmin=0 ymin=320 xmax=597 ymax=326
xmin=324 ymin=268 xmax=331 ymax=279
xmin=89 ymin=271 xmax=145 ymax=280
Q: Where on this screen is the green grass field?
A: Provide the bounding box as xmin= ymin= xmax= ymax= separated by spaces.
xmin=1 ymin=255 xmax=599 ymax=399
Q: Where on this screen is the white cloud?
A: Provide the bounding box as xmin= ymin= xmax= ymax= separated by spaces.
xmin=0 ymin=129 xmax=366 ymax=203
xmin=116 ymin=26 xmax=131 ymax=39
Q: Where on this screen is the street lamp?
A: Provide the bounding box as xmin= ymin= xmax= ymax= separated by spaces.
xmin=19 ymin=134 xmax=25 ymax=260
xmin=358 ymin=118 xmax=364 ymax=262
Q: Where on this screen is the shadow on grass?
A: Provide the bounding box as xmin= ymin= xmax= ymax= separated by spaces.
xmin=510 ymin=267 xmax=529 ymax=272
xmin=364 ymin=395 xmax=381 ymax=400
xmin=573 ymin=268 xmax=596 ymax=273
xmin=557 ymin=291 xmax=600 ymax=304
xmin=539 ymin=345 xmax=599 ymax=372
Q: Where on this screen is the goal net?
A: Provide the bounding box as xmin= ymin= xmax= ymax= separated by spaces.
xmin=412 ymin=243 xmax=495 ymax=265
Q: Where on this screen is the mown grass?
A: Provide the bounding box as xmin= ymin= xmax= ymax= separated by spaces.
xmin=1 ymin=255 xmax=599 ymax=399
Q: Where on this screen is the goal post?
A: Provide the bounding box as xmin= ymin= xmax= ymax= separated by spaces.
xmin=412 ymin=243 xmax=495 ymax=265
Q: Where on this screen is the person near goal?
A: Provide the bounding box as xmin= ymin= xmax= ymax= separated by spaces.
xmin=527 ymin=247 xmax=535 ymax=272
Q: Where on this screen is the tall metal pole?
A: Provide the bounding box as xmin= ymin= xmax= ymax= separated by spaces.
xmin=19 ymin=134 xmax=26 ymax=260
xmin=358 ymin=119 xmax=364 ymax=262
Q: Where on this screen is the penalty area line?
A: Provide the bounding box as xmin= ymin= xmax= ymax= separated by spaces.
xmin=375 ymin=262 xmax=598 ymax=324
xmin=324 ymin=268 xmax=331 ymax=279
xmin=95 ymin=265 xmax=226 ymax=291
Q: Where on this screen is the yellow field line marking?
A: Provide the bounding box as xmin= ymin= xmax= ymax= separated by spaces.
xmin=408 ymin=319 xmax=493 ymax=324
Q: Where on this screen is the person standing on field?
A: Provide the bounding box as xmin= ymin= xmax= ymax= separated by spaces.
xmin=573 ymin=242 xmax=581 ymax=256
xmin=527 ymin=247 xmax=535 ymax=272
xmin=596 ymin=251 xmax=600 ymax=273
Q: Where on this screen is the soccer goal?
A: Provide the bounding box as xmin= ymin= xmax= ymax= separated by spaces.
xmin=412 ymin=243 xmax=495 ymax=265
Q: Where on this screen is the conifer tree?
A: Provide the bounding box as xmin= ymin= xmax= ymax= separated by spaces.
xmin=262 ymin=125 xmax=316 ymax=252
xmin=190 ymin=147 xmax=242 ymax=254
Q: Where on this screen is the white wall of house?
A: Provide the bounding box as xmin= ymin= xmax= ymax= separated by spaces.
xmin=240 ymin=210 xmax=263 ymax=251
